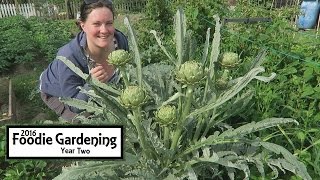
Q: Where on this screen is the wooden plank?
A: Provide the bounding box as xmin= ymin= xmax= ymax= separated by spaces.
xmin=0 ymin=79 xmax=15 ymax=122
xmin=30 ymin=3 xmax=36 ymax=16
xmin=3 ymin=4 xmax=9 ymax=17
xmin=4 ymin=4 xmax=10 ymax=17
xmin=0 ymin=5 xmax=4 ymax=18
xmin=8 ymin=79 xmax=13 ymax=118
xmin=9 ymin=4 xmax=16 ymax=16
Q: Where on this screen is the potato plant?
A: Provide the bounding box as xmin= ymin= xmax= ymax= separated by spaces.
xmin=54 ymin=9 xmax=310 ymax=180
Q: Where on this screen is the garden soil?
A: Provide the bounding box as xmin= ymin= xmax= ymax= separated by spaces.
xmin=0 ymin=64 xmax=50 ymax=123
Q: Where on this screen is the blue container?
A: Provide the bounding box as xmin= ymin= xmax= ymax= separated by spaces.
xmin=297 ymin=0 xmax=320 ymax=29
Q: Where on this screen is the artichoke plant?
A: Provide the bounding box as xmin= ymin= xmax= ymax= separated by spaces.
xmin=220 ymin=52 xmax=239 ymax=68
xmin=216 ymin=69 xmax=231 ymax=89
xmin=155 ymin=105 xmax=177 ymax=125
xmin=119 ymin=86 xmax=147 ymax=109
xmin=108 ymin=49 xmax=132 ymax=67
xmin=55 ymin=9 xmax=311 ymax=180
xmin=108 ymin=49 xmax=132 ymax=87
xmin=176 ymin=60 xmax=205 ymax=85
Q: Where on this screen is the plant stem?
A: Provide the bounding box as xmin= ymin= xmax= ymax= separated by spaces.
xmin=170 ymin=85 xmax=194 ymax=151
xmin=294 ymin=139 xmax=320 ymax=156
xmin=277 ymin=125 xmax=296 ymax=150
xmin=164 ymin=126 xmax=170 ymax=148
xmin=193 ymin=115 xmax=205 ymax=142
xmin=201 ymin=109 xmax=217 ymax=138
xmin=202 ymin=77 xmax=210 ymax=104
xmin=119 ymin=66 xmax=129 ymax=87
xmin=132 ymin=107 xmax=150 ymax=158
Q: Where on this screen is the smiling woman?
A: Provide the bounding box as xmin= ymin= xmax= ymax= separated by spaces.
xmin=39 ymin=0 xmax=129 ymax=122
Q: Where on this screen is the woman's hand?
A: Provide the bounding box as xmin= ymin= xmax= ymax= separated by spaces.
xmin=90 ymin=62 xmax=115 ymax=82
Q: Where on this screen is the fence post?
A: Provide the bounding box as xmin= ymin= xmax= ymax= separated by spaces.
xmin=14 ymin=0 xmax=20 ymax=15
xmin=65 ymin=0 xmax=69 ymax=19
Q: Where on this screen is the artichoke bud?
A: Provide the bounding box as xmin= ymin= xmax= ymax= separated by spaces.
xmin=220 ymin=52 xmax=239 ymax=68
xmin=216 ymin=69 xmax=230 ymax=89
xmin=108 ymin=49 xmax=132 ymax=67
xmin=176 ymin=61 xmax=205 ymax=85
xmin=120 ymin=86 xmax=147 ymax=109
xmin=156 ymin=105 xmax=176 ymax=125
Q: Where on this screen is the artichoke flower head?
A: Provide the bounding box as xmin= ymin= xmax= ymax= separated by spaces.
xmin=120 ymin=86 xmax=148 ymax=109
xmin=216 ymin=69 xmax=230 ymax=89
xmin=220 ymin=52 xmax=239 ymax=68
xmin=156 ymin=105 xmax=177 ymax=125
xmin=108 ymin=49 xmax=131 ymax=67
xmin=176 ymin=60 xmax=205 ymax=85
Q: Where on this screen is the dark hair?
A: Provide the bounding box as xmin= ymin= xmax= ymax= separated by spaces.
xmin=76 ymin=0 xmax=114 ymax=30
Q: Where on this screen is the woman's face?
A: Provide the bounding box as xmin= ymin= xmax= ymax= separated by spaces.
xmin=80 ymin=7 xmax=115 ymax=50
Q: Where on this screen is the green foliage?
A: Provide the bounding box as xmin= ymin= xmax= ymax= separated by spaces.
xmin=0 ymin=16 xmax=77 ymax=73
xmin=171 ymin=0 xmax=228 ymax=42
xmin=0 ymin=16 xmax=38 ymax=72
xmin=28 ymin=17 xmax=77 ymax=62
xmin=54 ymin=9 xmax=310 ymax=180
xmin=134 ymin=0 xmax=229 ymax=65
xmin=220 ymin=2 xmax=320 ymax=178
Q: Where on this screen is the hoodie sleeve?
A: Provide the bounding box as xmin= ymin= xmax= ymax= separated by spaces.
xmin=115 ymin=29 xmax=129 ymax=51
xmin=57 ymin=59 xmax=90 ymax=113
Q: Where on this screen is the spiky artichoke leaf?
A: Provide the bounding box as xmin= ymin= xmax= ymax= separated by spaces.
xmin=129 ymin=63 xmax=175 ymax=105
xmin=150 ymin=30 xmax=175 ymax=64
xmin=59 ymin=97 xmax=103 ymax=114
xmin=208 ymin=15 xmax=221 ymax=79
xmin=201 ymin=28 xmax=211 ymax=65
xmin=124 ymin=16 xmax=142 ymax=87
xmin=218 ymin=118 xmax=297 ymax=139
xmin=174 ymin=8 xmax=187 ymax=68
xmin=53 ymin=153 xmax=138 ymax=180
xmin=189 ymin=66 xmax=268 ymax=117
xmin=181 ymin=118 xmax=297 ymax=156
xmin=57 ymin=56 xmax=120 ymax=96
xmin=260 ymin=142 xmax=312 ymax=180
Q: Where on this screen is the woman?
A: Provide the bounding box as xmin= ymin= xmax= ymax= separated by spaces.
xmin=39 ymin=0 xmax=129 ymax=122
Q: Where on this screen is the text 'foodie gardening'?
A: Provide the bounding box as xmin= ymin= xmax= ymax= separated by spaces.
xmin=6 ymin=126 xmax=123 ymax=159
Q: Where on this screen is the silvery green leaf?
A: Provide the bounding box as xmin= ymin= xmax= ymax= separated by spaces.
xmin=189 ymin=66 xmax=266 ymax=117
xmin=59 ymin=97 xmax=103 ymax=114
xmin=201 ymin=28 xmax=211 ymax=65
xmin=226 ymin=167 xmax=235 ymax=180
xmin=174 ymin=8 xmax=186 ymax=68
xmin=150 ymin=30 xmax=175 ymax=64
xmin=250 ymin=49 xmax=267 ymax=69
xmin=254 ymin=72 xmax=276 ymax=82
xmin=56 ymin=56 xmax=88 ymax=80
xmin=54 ymin=153 xmax=138 ymax=180
xmin=124 ymin=16 xmax=142 ymax=87
xmin=161 ymin=92 xmax=185 ymax=107
xmin=187 ymin=167 xmax=197 ymax=180
xmin=219 ymin=118 xmax=297 ymax=139
xmin=208 ymin=15 xmax=221 ymax=79
xmin=260 ymin=142 xmax=311 ymax=180
xmin=267 ymin=163 xmax=279 ymax=179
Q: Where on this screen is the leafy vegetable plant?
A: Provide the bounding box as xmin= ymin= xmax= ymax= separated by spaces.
xmin=54 ymin=9 xmax=311 ymax=180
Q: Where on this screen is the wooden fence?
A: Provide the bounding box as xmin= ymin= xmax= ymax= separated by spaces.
xmin=0 ymin=0 xmax=301 ymax=19
xmin=0 ymin=3 xmax=36 ymax=18
xmin=0 ymin=0 xmax=147 ymax=19
xmin=243 ymin=0 xmax=300 ymax=8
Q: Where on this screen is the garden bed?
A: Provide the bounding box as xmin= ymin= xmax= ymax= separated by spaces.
xmin=0 ymin=78 xmax=16 ymax=122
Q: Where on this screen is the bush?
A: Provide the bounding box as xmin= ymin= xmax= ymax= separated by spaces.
xmin=0 ymin=16 xmax=77 ymax=73
xmin=28 ymin=17 xmax=78 ymax=62
xmin=0 ymin=16 xmax=38 ymax=73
